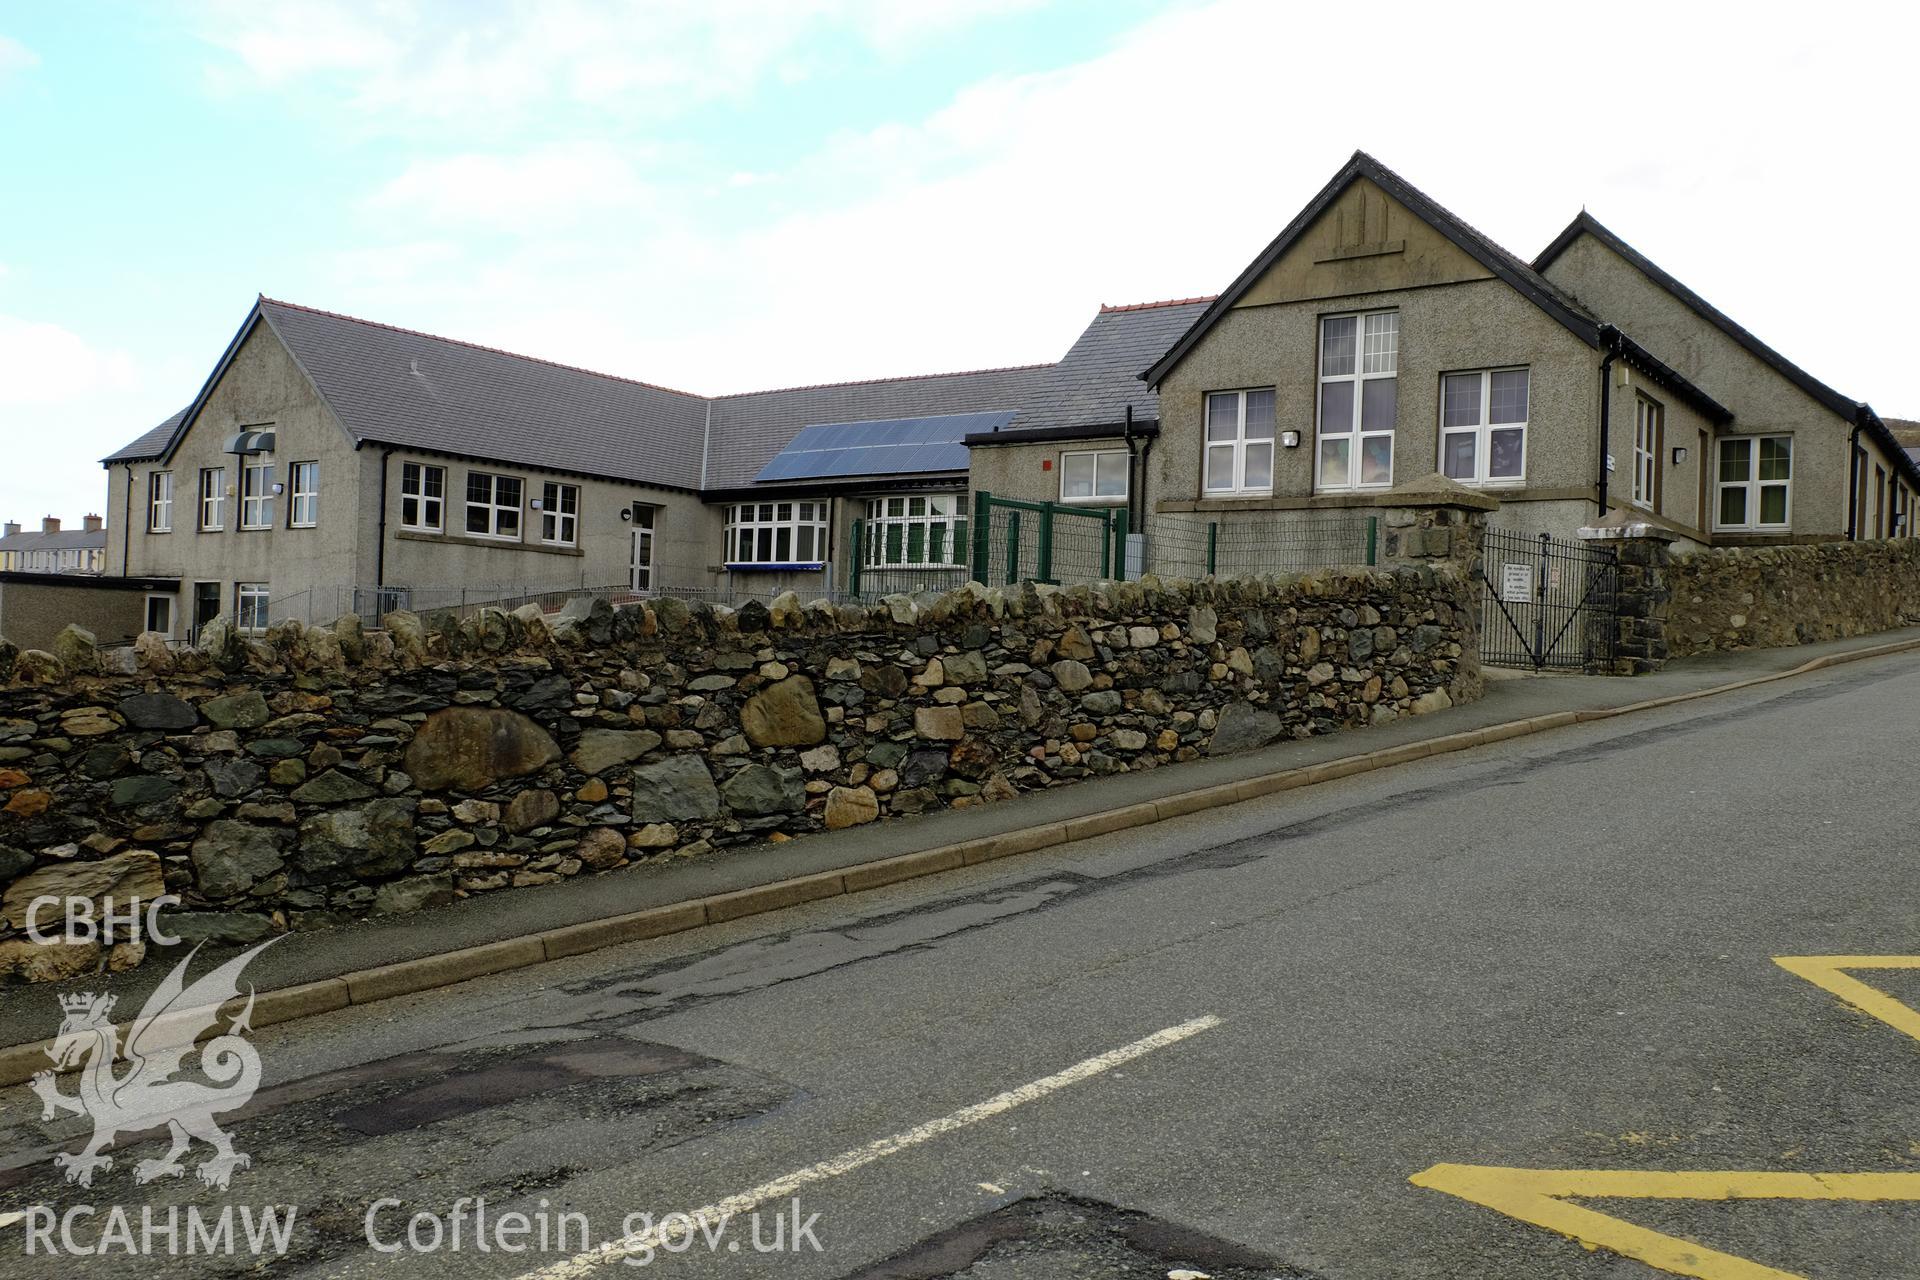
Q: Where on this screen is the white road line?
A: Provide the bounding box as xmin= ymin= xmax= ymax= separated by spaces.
xmin=515 ymin=1013 xmax=1224 ymax=1278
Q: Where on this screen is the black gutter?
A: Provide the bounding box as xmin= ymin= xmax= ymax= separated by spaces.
xmin=120 ymin=463 xmax=133 ymax=573
xmin=963 ymin=421 xmax=1160 ymax=448
xmin=1597 ymin=325 xmax=1620 ymax=517
xmin=1846 ymin=416 xmax=1863 ymax=540
xmin=375 ymin=446 xmax=394 ymax=587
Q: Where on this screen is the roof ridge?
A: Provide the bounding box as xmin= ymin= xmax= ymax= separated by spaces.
xmin=257 ymin=295 xmax=710 ymax=401
xmin=718 ymin=362 xmax=1056 ymax=400
xmin=1098 ymin=296 xmax=1218 ymax=314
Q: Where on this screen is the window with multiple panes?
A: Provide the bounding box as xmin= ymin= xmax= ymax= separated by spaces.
xmin=235 ymin=583 xmax=270 ymax=633
xmin=541 ymin=482 xmax=579 ymax=546
xmin=1632 ymin=396 xmax=1664 ymax=511
xmin=1715 ymin=436 xmax=1791 ymax=531
xmin=198 ymin=467 xmax=225 ymax=531
xmin=147 ymin=471 xmax=174 ymax=532
xmin=288 ymin=461 xmax=318 ymax=527
xmin=1318 ymin=311 xmax=1397 ymax=490
xmin=630 ymin=504 xmax=656 ymax=591
xmin=240 ymin=457 xmax=274 ymax=529
xmin=465 ymin=472 xmax=523 ymax=539
xmin=725 ymin=501 xmax=827 ymax=565
xmin=1440 ymin=368 xmax=1528 ymax=485
xmin=861 ymin=494 xmax=966 ymax=568
xmin=1060 ymin=450 xmax=1129 ymax=503
xmin=400 ymin=462 xmax=445 ymax=531
xmin=1203 ymin=389 xmax=1275 ymax=495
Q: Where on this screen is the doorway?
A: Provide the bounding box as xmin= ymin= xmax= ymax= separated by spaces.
xmin=630 ymin=505 xmax=656 ymax=592
xmin=192 ymin=581 xmax=221 ymax=640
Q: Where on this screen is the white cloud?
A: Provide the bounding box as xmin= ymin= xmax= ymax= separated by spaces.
xmin=0 ymin=33 xmax=36 ymax=78
xmin=243 ymin=0 xmax=1920 ymax=416
xmin=363 ymin=142 xmax=655 ymax=231
xmin=197 ymin=0 xmax=1043 ymax=128
xmin=0 ymin=316 xmax=137 ymax=406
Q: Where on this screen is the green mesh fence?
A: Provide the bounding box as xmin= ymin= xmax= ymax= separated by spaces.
xmin=969 ymin=494 xmax=1126 ymax=587
xmin=1144 ymin=511 xmax=1376 ymax=579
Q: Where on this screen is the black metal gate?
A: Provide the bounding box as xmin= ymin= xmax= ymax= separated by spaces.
xmin=1478 ymin=527 xmax=1620 ymax=672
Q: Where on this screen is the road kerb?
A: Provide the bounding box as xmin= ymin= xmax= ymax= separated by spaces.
xmin=6 ymin=633 xmax=1916 ymax=1088
xmin=539 ymin=901 xmax=708 ymax=961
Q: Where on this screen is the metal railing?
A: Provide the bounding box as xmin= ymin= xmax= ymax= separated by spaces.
xmin=970 ymin=492 xmax=1128 ymax=588
xmin=1144 ymin=512 xmax=1377 ymax=578
xmin=1478 ymin=527 xmax=1619 ymax=672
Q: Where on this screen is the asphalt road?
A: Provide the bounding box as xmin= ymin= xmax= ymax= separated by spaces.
xmin=5 ymin=650 xmax=1920 ymax=1279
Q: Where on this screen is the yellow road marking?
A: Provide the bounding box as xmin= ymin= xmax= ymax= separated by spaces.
xmin=1411 ymin=1163 xmax=1920 ymax=1280
xmin=1774 ymin=955 xmax=1920 ymax=1044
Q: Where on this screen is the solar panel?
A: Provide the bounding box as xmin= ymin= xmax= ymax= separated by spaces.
xmin=751 ymin=410 xmax=1014 ymax=483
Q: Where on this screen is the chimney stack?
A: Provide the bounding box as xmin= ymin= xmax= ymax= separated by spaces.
xmin=82 ymin=513 xmax=103 ymax=533
xmin=41 ymin=516 xmax=60 ymax=534
xmin=2 ymin=521 xmax=19 ymax=538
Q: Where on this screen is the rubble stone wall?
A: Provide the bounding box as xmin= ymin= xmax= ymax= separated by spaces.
xmin=0 ymin=569 xmax=1478 ymax=981
xmin=1663 ymin=539 xmax=1920 ymax=659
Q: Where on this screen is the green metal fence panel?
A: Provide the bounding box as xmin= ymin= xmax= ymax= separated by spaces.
xmin=1144 ymin=511 xmax=1376 ymax=579
xmin=970 ymin=494 xmax=1125 ymax=588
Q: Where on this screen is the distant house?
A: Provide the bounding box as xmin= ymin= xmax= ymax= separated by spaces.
xmin=0 ymin=515 xmax=107 ymax=575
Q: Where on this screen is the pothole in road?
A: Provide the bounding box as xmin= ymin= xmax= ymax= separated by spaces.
xmin=840 ymin=1193 xmax=1314 ymax=1279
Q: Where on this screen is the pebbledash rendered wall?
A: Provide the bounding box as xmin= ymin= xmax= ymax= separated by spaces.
xmin=0 ymin=567 xmax=1478 ymax=982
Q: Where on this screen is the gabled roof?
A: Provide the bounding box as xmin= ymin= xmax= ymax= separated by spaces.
xmin=1142 ymin=151 xmax=1604 ymax=387
xmin=104 ymin=407 xmax=188 ymax=464
xmin=0 ymin=526 xmax=107 ymax=552
xmin=1537 ymin=212 xmax=1919 ymax=486
xmin=1534 ymin=212 xmax=1871 ymax=423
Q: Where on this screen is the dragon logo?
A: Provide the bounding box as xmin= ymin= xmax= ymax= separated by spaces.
xmin=30 ymin=940 xmax=274 ymax=1191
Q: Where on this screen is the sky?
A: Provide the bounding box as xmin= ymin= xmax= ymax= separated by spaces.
xmin=2 ymin=0 xmax=1915 ymax=528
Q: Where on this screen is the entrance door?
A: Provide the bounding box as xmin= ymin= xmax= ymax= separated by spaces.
xmin=192 ymin=581 xmax=221 ymax=640
xmin=630 ymin=505 xmax=656 ymax=592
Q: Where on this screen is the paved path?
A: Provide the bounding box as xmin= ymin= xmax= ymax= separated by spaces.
xmin=5 ymin=644 xmax=1920 ymax=1277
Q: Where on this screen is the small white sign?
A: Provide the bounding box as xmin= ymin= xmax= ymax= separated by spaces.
xmin=1605 ymin=453 xmax=1616 ymax=473
xmin=1500 ymin=562 xmax=1534 ymax=603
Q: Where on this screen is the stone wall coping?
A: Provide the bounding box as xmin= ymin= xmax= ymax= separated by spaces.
xmin=1374 ymin=472 xmax=1502 ymax=513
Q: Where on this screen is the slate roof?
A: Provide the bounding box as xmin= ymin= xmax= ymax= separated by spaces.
xmin=104 ymin=296 xmax=1196 ymax=493
xmin=0 ymin=525 xmax=106 ymax=554
xmin=1006 ymin=298 xmax=1213 ymax=433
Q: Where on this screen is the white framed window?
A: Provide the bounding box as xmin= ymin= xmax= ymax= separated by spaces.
xmin=400 ymin=462 xmax=445 ymax=532
xmin=198 ymin=467 xmax=225 ymax=531
xmin=630 ymin=504 xmax=656 ymax=591
xmin=1440 ymin=368 xmax=1528 ymax=486
xmin=288 ymin=461 xmax=319 ymax=527
xmin=1715 ymin=435 xmax=1791 ymax=531
xmin=1318 ymin=311 xmax=1397 ymax=490
xmin=1060 ymin=450 xmax=1129 ymax=503
xmin=465 ymin=472 xmax=523 ymax=540
xmin=143 ymin=595 xmax=173 ymax=638
xmin=1203 ymin=389 xmax=1276 ymax=495
xmin=235 ymin=583 xmax=270 ymax=633
xmin=541 ymin=482 xmax=579 ymax=546
xmin=240 ymin=457 xmax=274 ymax=529
xmin=148 ymin=471 xmax=174 ymax=533
xmin=1632 ymin=396 xmax=1663 ymax=511
xmin=725 ymin=500 xmax=828 ymax=566
xmin=861 ymin=494 xmax=967 ymax=568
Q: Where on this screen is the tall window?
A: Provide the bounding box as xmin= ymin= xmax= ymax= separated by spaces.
xmin=1632 ymin=396 xmax=1664 ymax=511
xmin=541 ymin=482 xmax=579 ymax=546
xmin=1318 ymin=311 xmax=1397 ymax=490
xmin=236 ymin=583 xmax=270 ymax=633
xmin=725 ymin=501 xmax=827 ymax=565
xmin=1715 ymin=436 xmax=1791 ymax=531
xmin=288 ymin=461 xmax=319 ymax=527
xmin=400 ymin=462 xmax=445 ymax=532
xmin=147 ymin=471 xmax=174 ymax=532
xmin=1203 ymin=389 xmax=1275 ymax=495
xmin=861 ymin=495 xmax=967 ymax=568
xmin=198 ymin=467 xmax=225 ymax=531
xmin=630 ymin=504 xmax=656 ymax=591
xmin=240 ymin=457 xmax=274 ymax=529
xmin=1060 ymin=450 xmax=1128 ymax=503
xmin=465 ymin=472 xmax=522 ymax=539
xmin=1440 ymin=368 xmax=1528 ymax=485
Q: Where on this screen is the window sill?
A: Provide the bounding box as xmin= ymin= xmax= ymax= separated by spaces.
xmin=396 ymin=529 xmax=583 ymax=557
xmin=724 ymin=562 xmax=826 ymax=573
xmin=1057 ymin=496 xmax=1128 ymax=507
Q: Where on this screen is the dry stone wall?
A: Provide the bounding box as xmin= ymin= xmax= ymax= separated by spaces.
xmin=1663 ymin=539 xmax=1920 ymax=659
xmin=0 ymin=568 xmax=1478 ymax=981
